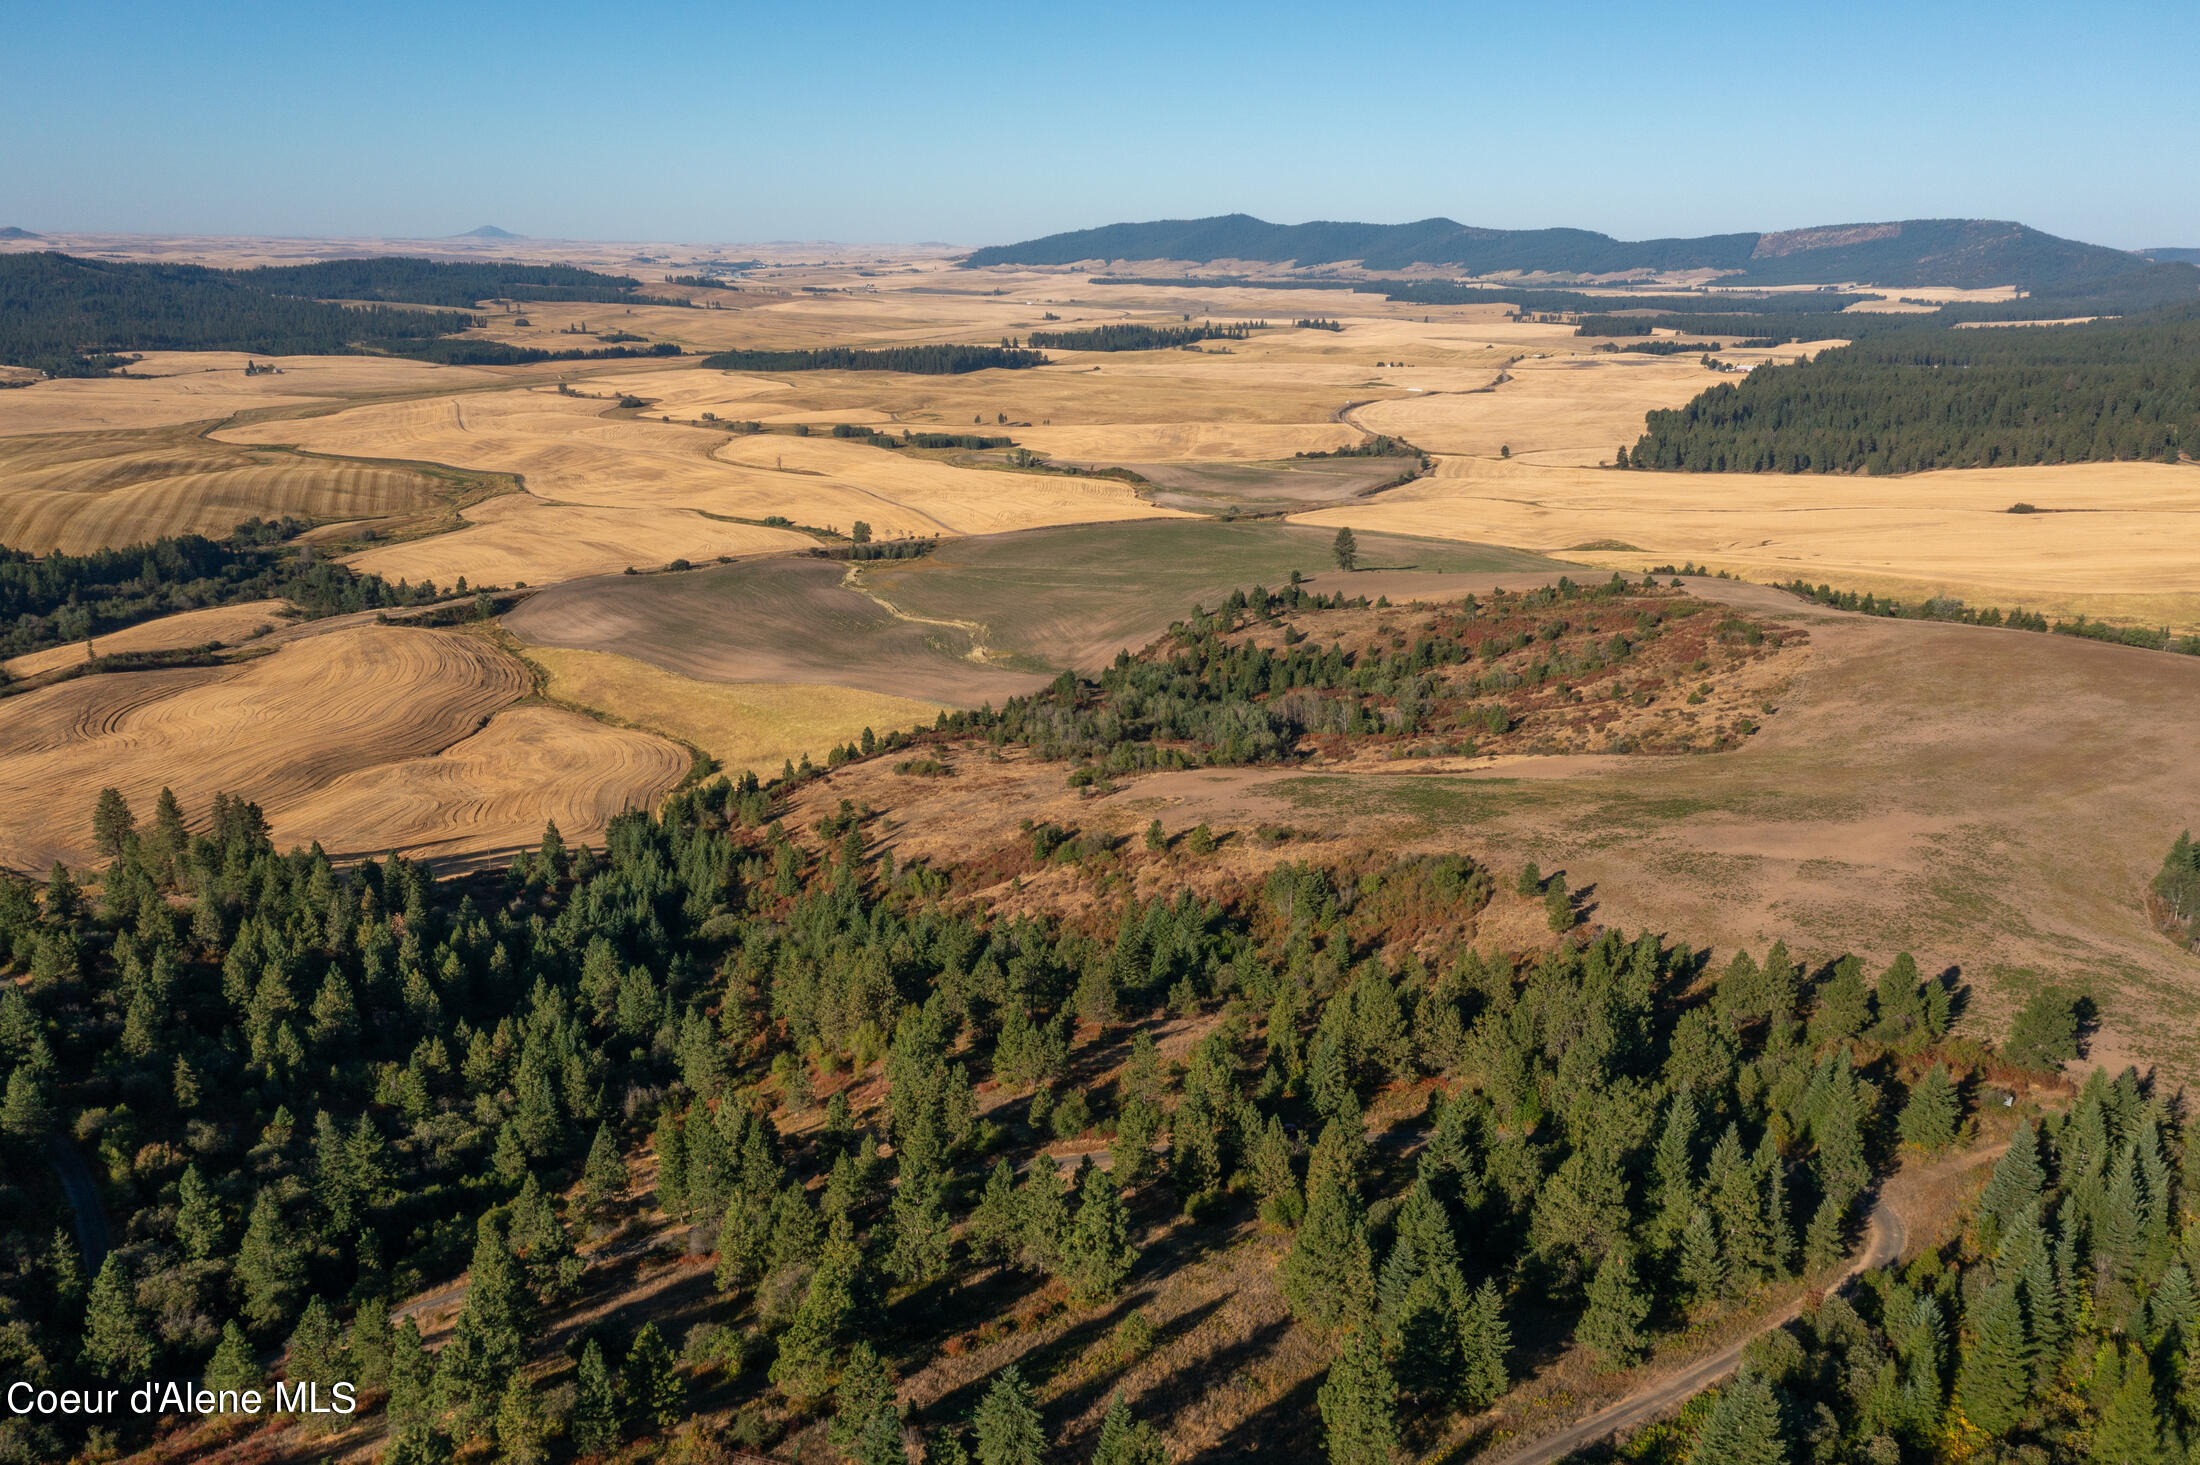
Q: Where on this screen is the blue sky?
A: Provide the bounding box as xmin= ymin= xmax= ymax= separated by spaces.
xmin=4 ymin=0 xmax=2194 ymax=248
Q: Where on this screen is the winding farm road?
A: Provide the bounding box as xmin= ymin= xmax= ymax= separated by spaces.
xmin=1489 ymin=1144 xmax=2003 ymax=1465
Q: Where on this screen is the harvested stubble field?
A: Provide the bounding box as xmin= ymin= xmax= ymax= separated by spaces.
xmin=1 ymin=597 xmax=292 ymax=680
xmin=0 ymin=623 xmax=683 ymax=871
xmin=1293 ymin=454 xmax=2200 ymax=627
xmin=0 ymin=350 xmax=503 ymax=437
xmin=218 ymin=383 xmax=1175 ymax=587
xmin=527 ymin=644 xmax=948 ymax=782
xmin=0 ymin=424 xmax=456 ymax=554
xmin=1345 ymin=347 xmax=1774 ymax=465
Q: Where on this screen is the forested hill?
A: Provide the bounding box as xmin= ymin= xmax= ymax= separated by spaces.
xmin=0 ymin=253 xmax=680 ymax=377
xmin=964 ymin=214 xmax=2142 ymax=288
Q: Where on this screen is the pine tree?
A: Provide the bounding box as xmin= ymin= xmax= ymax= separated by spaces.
xmin=623 ymin=1321 xmax=684 ymax=1431
xmin=1679 ymin=1205 xmax=1725 ymax=1305
xmin=81 ymin=1253 xmax=154 ymax=1375
xmin=1059 ymin=1168 xmax=1137 ymax=1305
xmin=1284 ymin=1164 xmax=1371 ymax=1333
xmin=437 ymin=1210 xmax=525 ymax=1425
xmin=1087 ymin=1392 xmax=1163 ymax=1465
xmin=1252 ymin=1113 xmax=1303 ymax=1228
xmin=831 ymin=1342 xmax=902 ymax=1465
xmin=1977 ymin=1120 xmax=2045 ymax=1248
xmin=1456 ymin=1280 xmax=1511 ymax=1410
xmin=2091 ymin=1344 xmax=2167 ymax=1465
xmin=1331 ymin=527 xmax=1359 ymax=572
xmin=509 ymin=1171 xmax=582 ymax=1303
xmin=571 ymin=1337 xmax=622 ymax=1455
xmin=1955 ymin=1278 xmax=2033 ymax=1436
xmin=972 ymin=1365 xmax=1047 ymax=1465
xmin=91 ymin=787 xmax=135 ymax=860
xmin=1016 ymin=1157 xmax=1068 ymax=1275
xmin=204 ymin=1318 xmax=260 ymax=1396
xmin=283 ymin=1295 xmax=346 ymax=1427
xmin=581 ymin=1121 xmax=626 ymax=1224
xmin=968 ymin=1158 xmax=1021 ymax=1267
xmin=235 ymin=1188 xmax=304 ymax=1332
xmin=1687 ymin=1370 xmax=1786 ymax=1464
xmin=1897 ymin=1064 xmax=1961 ymax=1154
xmin=1579 ymin=1245 xmax=1650 ymax=1370
xmin=494 ymin=1373 xmax=548 ymax=1465
xmin=1317 ymin=1327 xmax=1399 ymax=1465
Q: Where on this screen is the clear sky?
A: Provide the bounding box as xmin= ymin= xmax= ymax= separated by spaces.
xmin=5 ymin=0 xmax=2195 ymax=249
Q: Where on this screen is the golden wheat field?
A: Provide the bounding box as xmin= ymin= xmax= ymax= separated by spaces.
xmin=0 ymin=624 xmax=676 ymax=869
xmin=0 ymin=351 xmax=503 ymax=436
xmin=278 ymin=703 xmax=687 ymax=867
xmin=0 ymin=425 xmax=455 ymax=553
xmin=2 ymin=598 xmax=292 ymax=680
xmin=530 ymin=644 xmax=948 ymax=781
xmin=1293 ymin=455 xmax=2200 ymax=625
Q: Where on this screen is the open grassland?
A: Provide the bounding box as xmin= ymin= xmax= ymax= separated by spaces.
xmin=0 ymin=350 xmax=503 ymax=436
xmin=860 ymin=519 xmax=1577 ymax=672
xmin=507 ymin=556 xmax=1047 ymax=705
xmin=529 ymin=644 xmax=948 ymax=781
xmin=1294 ymin=454 xmax=2200 ymax=626
xmin=507 ymin=521 xmax=1576 ymax=707
xmin=0 ymin=623 xmax=679 ymax=871
xmin=1 ymin=597 xmax=291 ymax=679
xmin=0 ymin=424 xmax=457 ymax=553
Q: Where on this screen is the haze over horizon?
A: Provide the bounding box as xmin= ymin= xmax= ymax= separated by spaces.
xmin=4 ymin=0 xmax=2195 ymax=250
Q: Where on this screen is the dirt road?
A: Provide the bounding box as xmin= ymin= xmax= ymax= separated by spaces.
xmin=1488 ymin=1144 xmax=2001 ymax=1464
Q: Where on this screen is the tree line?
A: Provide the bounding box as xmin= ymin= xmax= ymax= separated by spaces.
xmin=0 ymin=519 xmax=466 ymax=666
xmin=0 ymin=253 xmax=476 ymax=377
xmin=1771 ymin=577 xmax=2200 ymax=656
xmin=1026 ymin=322 xmax=1261 ymax=351
xmin=699 ymin=345 xmax=1045 ymax=374
xmin=1623 ymin=304 xmax=2200 ymax=474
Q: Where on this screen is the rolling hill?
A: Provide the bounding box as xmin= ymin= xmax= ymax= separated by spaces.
xmin=964 ymin=213 xmax=2144 ymax=288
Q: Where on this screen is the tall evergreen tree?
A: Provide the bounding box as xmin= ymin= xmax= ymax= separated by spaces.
xmin=972 ymin=1365 xmax=1047 ymax=1465
xmin=1318 ymin=1327 xmax=1399 ymax=1465
xmin=235 ymin=1188 xmax=304 ymax=1332
xmin=1059 ymin=1169 xmax=1137 ymax=1305
xmin=1687 ymin=1370 xmax=1787 ymax=1464
xmin=570 ymin=1337 xmax=622 ymax=1456
xmin=81 ymin=1253 xmax=154 ymax=1375
xmin=1091 ymin=1392 xmax=1168 ymax=1465
xmin=1955 ymin=1278 xmax=2033 ymax=1436
xmin=1579 ymin=1245 xmax=1650 ymax=1370
xmin=1897 ymin=1064 xmax=1961 ymax=1154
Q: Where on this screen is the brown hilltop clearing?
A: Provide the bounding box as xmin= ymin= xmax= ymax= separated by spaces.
xmin=785 ymin=580 xmax=2200 ymax=1080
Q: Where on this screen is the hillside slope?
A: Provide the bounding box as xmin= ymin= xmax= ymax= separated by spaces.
xmin=965 ymin=213 xmax=2141 ymax=288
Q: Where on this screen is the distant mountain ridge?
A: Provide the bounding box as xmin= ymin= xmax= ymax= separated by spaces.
xmin=456 ymin=224 xmax=521 ymax=239
xmin=964 ymin=213 xmax=2143 ymax=288
xmin=2145 ymin=247 xmax=2200 ymax=266
xmin=0 ymin=227 xmax=43 ymax=241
